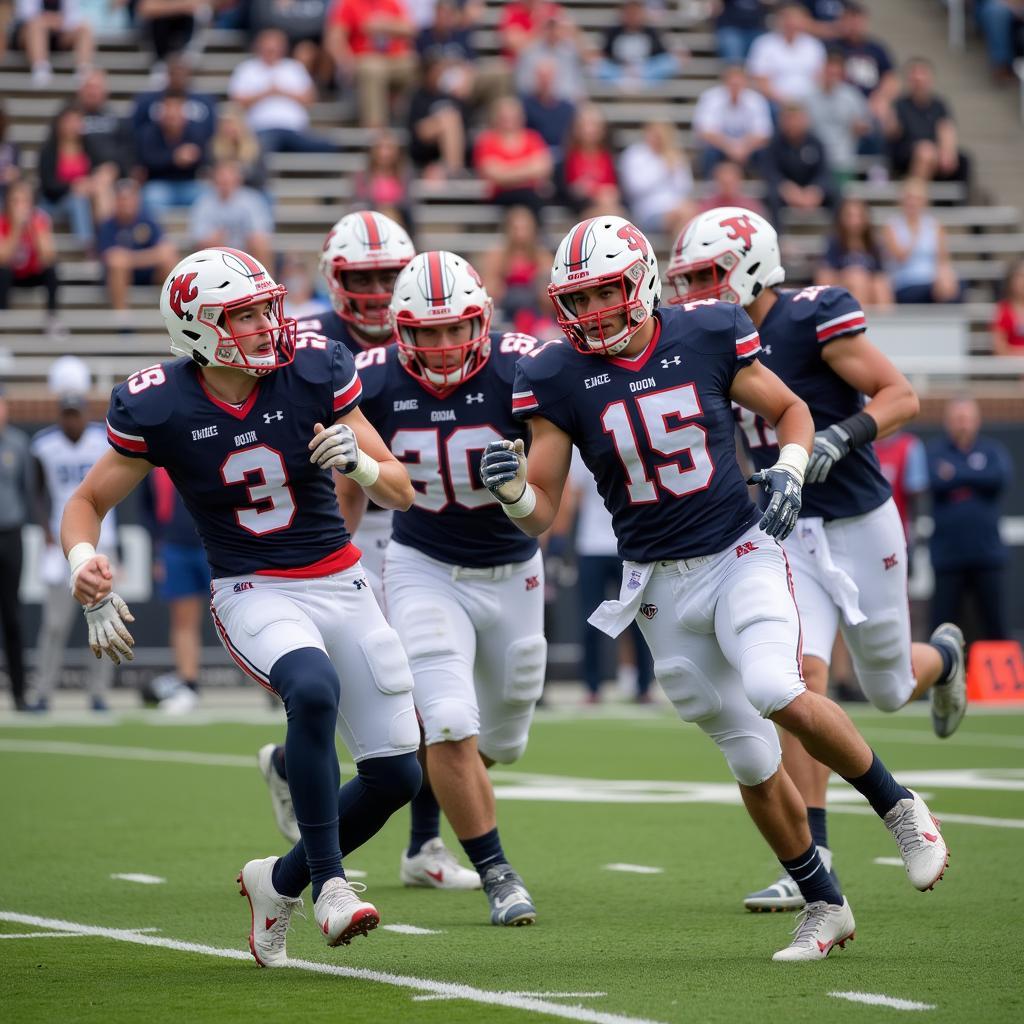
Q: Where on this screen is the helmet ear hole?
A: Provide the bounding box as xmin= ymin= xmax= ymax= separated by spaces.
xmin=747 ymin=262 xmax=761 ymax=277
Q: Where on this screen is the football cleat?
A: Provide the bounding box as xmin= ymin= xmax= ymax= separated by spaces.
xmin=237 ymin=856 xmax=304 ymax=968
xmin=481 ymin=862 xmax=536 ymax=926
xmin=314 ymin=877 xmax=380 ymax=947
xmin=772 ymin=897 xmax=855 ymax=962
xmin=884 ymin=790 xmax=949 ymax=891
xmin=258 ymin=743 xmax=300 ymax=845
xmin=929 ymin=623 xmax=968 ymax=738
xmin=744 ymin=846 xmax=834 ymax=913
xmin=400 ymin=837 xmax=482 ymax=890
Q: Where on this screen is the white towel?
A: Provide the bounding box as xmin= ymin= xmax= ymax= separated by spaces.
xmin=587 ymin=561 xmax=656 ymax=638
xmin=793 ymin=519 xmax=867 ymax=627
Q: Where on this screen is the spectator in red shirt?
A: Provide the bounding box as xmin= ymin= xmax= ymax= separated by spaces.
xmin=473 ymin=95 xmax=553 ymax=217
xmin=561 ymin=103 xmax=620 ymax=216
xmin=0 ymin=179 xmax=60 ymax=325
xmin=500 ymin=0 xmax=564 ymax=60
xmin=697 ymin=159 xmax=766 ymax=217
xmin=874 ymin=430 xmax=928 ymax=547
xmin=352 ymin=129 xmax=414 ymax=229
xmin=326 ymin=0 xmax=417 ymax=127
xmin=991 ymin=259 xmax=1024 ymax=356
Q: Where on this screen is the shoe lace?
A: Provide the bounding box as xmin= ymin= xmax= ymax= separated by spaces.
xmin=483 ymin=865 xmax=525 ymax=903
xmin=787 ymin=901 xmax=829 ymax=950
xmin=889 ymin=804 xmax=927 ymax=856
xmin=262 ymin=894 xmax=304 ymax=956
xmin=321 ymin=878 xmax=369 ymax=911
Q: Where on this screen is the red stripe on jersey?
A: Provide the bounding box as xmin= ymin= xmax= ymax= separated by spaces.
xmin=253 ymin=542 xmax=362 ymax=579
xmin=427 ymin=251 xmax=447 ymax=307
xmin=817 ymin=315 xmax=866 ymax=342
xmin=210 ymin=603 xmax=277 ymax=693
xmin=512 ymin=393 xmax=539 ymax=410
xmin=736 ymin=333 xmax=761 ymax=357
xmin=332 ymin=375 xmax=363 ymax=411
xmin=106 ymin=422 xmax=147 ymax=452
xmin=567 ymin=218 xmax=595 ymax=269
xmin=360 ymin=211 xmax=382 ymax=249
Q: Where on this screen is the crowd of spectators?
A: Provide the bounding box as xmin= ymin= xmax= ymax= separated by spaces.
xmin=0 ymin=0 xmax=1001 ymax=330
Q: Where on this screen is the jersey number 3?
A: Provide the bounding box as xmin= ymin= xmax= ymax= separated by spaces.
xmin=220 ymin=445 xmax=297 ymax=536
xmin=602 ymin=383 xmax=714 ymax=503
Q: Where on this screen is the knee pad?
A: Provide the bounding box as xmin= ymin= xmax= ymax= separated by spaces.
xmin=421 ymin=696 xmax=479 ymax=746
xmin=726 ymin=582 xmax=790 ymax=636
xmin=655 ymin=658 xmax=721 ymax=722
xmin=356 ymin=751 xmax=422 ymax=807
xmin=741 ymin=653 xmax=806 ymax=718
xmin=395 ymin=603 xmax=456 ymax=662
xmin=359 ymin=627 xmax=414 ymax=696
xmin=848 ymin=613 xmax=912 ymax=712
xmin=704 ymin=723 xmax=782 ymax=788
xmin=503 ymin=635 xmax=547 ymax=704
xmin=480 ymin=735 xmax=528 ymax=765
xmin=271 ymin=647 xmax=340 ymax=719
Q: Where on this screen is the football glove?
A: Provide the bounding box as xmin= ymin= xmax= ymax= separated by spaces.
xmin=84 ymin=593 xmax=135 ymax=665
xmin=805 ymin=423 xmax=853 ymax=485
xmin=481 ymin=438 xmax=528 ymax=504
xmin=747 ymin=466 xmax=803 ymax=541
xmin=309 ymin=422 xmax=380 ymax=485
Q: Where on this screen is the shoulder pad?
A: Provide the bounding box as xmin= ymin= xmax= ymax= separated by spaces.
xmin=490 ymin=331 xmax=540 ymax=382
xmin=113 ymin=360 xmax=185 ymax=428
xmin=292 ymin=339 xmax=336 ymax=385
xmin=662 ymin=301 xmax=738 ymax=356
xmin=514 ymin=337 xmax=570 ymax=385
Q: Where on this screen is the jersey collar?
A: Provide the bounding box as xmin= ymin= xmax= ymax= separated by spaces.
xmin=197 ymin=371 xmax=262 ymax=420
xmin=606 ymin=314 xmax=662 ymax=372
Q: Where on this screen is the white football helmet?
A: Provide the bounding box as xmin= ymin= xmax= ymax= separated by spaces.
xmin=160 ymin=247 xmax=295 ymax=376
xmin=390 ymin=250 xmax=493 ymax=396
xmin=319 ymin=210 xmax=415 ymax=339
xmin=666 ymin=206 xmax=784 ymax=308
xmin=48 ymin=354 xmax=91 ymax=398
xmin=548 ymin=215 xmax=661 ymax=357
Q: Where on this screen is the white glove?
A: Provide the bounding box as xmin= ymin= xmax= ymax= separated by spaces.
xmin=84 ymin=593 xmax=136 ymax=665
xmin=309 ymin=421 xmax=379 ymax=485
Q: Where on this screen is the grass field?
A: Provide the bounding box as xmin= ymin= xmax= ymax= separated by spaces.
xmin=2 ymin=700 xmax=1022 ymax=1024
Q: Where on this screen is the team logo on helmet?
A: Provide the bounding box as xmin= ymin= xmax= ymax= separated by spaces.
xmin=616 ymin=222 xmax=649 ymax=259
xmin=168 ymin=272 xmax=198 ymax=320
xmin=719 ymin=214 xmax=758 ymax=250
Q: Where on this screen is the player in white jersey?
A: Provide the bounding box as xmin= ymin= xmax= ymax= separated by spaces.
xmin=27 ymin=357 xmax=117 ymax=711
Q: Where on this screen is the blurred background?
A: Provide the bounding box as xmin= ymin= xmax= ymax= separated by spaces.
xmin=0 ymin=0 xmax=1022 ymax=712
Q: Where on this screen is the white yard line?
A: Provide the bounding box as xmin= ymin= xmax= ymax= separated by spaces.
xmin=0 ymin=911 xmax=667 ymax=1024
xmin=873 ymin=858 xmax=905 ymax=866
xmin=381 ymin=924 xmax=442 ymax=935
xmin=110 ymin=874 xmax=166 ymax=885
xmin=0 ymin=926 xmax=159 ymax=939
xmin=829 ymin=805 xmax=1024 ymax=829
xmin=414 ymin=992 xmax=608 ymax=1002
xmin=829 ymin=991 xmax=936 ymax=1011
xmin=603 ymin=864 xmax=664 ymax=875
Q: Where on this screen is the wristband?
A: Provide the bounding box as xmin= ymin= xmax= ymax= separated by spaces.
xmin=835 ymin=411 xmax=878 ymax=450
xmin=501 ymin=484 xmax=537 ymax=519
xmin=347 ymin=450 xmax=380 ymax=487
xmin=775 ymin=443 xmax=809 ymax=485
xmin=68 ymin=542 xmax=97 ymax=584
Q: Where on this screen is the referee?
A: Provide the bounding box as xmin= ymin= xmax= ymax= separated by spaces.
xmin=0 ymin=384 xmax=31 ymax=711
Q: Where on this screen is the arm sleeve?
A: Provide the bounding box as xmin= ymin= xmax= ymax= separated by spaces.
xmin=105 ymin=385 xmax=155 ymax=461
xmin=330 ymin=341 xmax=363 ymax=420
xmin=814 ymin=287 xmax=867 ymax=345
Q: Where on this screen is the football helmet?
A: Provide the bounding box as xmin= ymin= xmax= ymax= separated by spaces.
xmin=390 ymin=251 xmax=493 ymax=396
xmin=319 ymin=210 xmax=416 ymax=339
xmin=548 ymin=215 xmax=661 ymax=357
xmin=160 ymin=247 xmax=295 ymax=376
xmin=666 ymin=207 xmax=784 ymax=307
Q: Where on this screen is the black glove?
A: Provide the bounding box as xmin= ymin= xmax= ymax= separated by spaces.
xmin=747 ymin=466 xmax=803 ymax=540
xmin=805 ymin=423 xmax=853 ymax=485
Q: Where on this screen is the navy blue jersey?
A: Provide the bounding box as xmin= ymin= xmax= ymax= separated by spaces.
xmin=357 ymin=331 xmax=539 ymax=567
xmin=297 ymin=310 xmax=369 ymax=357
xmin=514 ymin=302 xmax=761 ymax=562
xmin=736 ymin=286 xmax=891 ymax=521
xmin=105 ymin=340 xmax=363 ymax=578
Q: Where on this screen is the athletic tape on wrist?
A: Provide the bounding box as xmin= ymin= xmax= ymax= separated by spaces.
xmin=68 ymin=542 xmax=97 ymax=583
xmin=347 ymin=450 xmax=380 ymax=487
xmin=501 ymin=484 xmax=537 ymax=519
xmin=776 ymin=443 xmax=809 ymax=485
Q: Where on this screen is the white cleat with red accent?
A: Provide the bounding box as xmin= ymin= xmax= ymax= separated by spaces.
xmin=314 ymin=876 xmax=380 ymax=947
xmin=237 ymin=856 xmax=304 ymax=968
xmin=399 ymin=837 xmax=482 ymax=890
xmin=772 ymin=898 xmax=855 ymax=963
xmin=257 ymin=744 xmax=300 ymax=845
xmin=884 ymin=789 xmax=949 ymax=891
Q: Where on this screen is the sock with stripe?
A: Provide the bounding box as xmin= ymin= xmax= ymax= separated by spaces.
xmin=460 ymin=827 xmax=507 ymax=876
xmin=780 ymin=842 xmax=843 ymax=907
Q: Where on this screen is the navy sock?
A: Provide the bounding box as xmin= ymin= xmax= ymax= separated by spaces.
xmin=806 ymin=806 xmax=829 ymax=850
xmin=780 ymin=842 xmax=843 ymax=907
xmin=407 ymin=773 xmax=441 ymax=858
xmin=842 ymin=751 xmax=912 ymax=818
xmin=460 ymin=827 xmax=507 ymax=876
xmin=272 ymin=744 xmax=287 ymax=781
xmin=930 ymin=641 xmax=955 ymax=684
xmin=270 ymin=648 xmax=343 ymax=900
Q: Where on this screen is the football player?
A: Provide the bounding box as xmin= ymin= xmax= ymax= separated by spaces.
xmin=337 ymin=250 xmax=546 ymax=925
xmin=61 ymin=247 xmax=423 ymax=967
xmin=667 ymin=208 xmax=967 ymax=913
xmin=257 ymin=217 xmax=480 ymax=892
xmin=481 ymin=216 xmax=950 ymax=962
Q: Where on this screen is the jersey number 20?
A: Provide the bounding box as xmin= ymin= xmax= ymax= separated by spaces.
xmin=602 ymin=383 xmax=714 ymax=503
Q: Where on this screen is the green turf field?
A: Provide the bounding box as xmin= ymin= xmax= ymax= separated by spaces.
xmin=2 ymin=702 xmax=1022 ymax=1023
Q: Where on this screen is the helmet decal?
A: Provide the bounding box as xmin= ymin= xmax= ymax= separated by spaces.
xmin=719 ymin=213 xmax=758 ymax=250
xmin=566 ymin=217 xmax=598 ymax=272
xmin=168 ymin=272 xmax=198 ymax=320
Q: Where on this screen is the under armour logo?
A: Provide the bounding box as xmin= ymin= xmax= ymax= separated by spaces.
xmin=352 ymin=577 xmax=368 ymax=590
xmin=761 ymin=344 xmax=772 ymax=356
xmin=466 ymin=392 xmax=485 ymax=404
xmin=735 ymin=541 xmax=759 ymax=559
xmin=661 ymin=356 xmax=681 ymax=368
xmin=263 ymin=411 xmax=284 ymax=423
xmin=883 ymin=553 xmax=898 ymax=571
